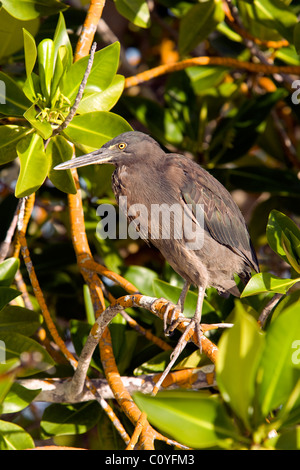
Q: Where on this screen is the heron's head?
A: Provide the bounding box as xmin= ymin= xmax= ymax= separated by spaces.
xmin=54 ymin=131 xmax=164 ymax=171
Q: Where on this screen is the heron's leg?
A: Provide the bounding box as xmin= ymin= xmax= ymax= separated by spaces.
xmin=153 ymin=286 xmax=205 ymax=393
xmin=177 ymin=281 xmax=190 ymax=311
xmin=193 ymin=286 xmax=205 ymax=351
xmin=165 ymin=281 xmax=190 ymax=335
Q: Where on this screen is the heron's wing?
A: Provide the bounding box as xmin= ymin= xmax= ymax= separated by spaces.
xmin=168 ymin=155 xmax=259 ymax=273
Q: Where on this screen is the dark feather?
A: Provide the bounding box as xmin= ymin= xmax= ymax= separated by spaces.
xmin=166 ymin=154 xmax=259 ymax=274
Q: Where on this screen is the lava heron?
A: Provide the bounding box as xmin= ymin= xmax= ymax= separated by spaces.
xmin=55 ymin=131 xmax=259 ymax=339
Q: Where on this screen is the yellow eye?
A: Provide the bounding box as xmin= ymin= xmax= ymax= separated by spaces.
xmin=118 ymin=143 xmax=126 ymax=150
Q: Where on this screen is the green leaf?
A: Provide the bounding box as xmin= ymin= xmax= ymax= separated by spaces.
xmin=47 ymin=135 xmax=77 ymax=194
xmin=266 ymin=427 xmax=300 ymax=450
xmin=83 ymin=284 xmax=95 ymax=325
xmin=114 ymin=0 xmax=150 ymax=28
xmin=0 ymin=125 xmax=31 ymax=165
xmin=1 ymin=0 xmax=68 ymax=20
xmin=121 ymin=265 xmax=158 ymax=296
xmin=281 ymin=231 xmax=300 ymax=274
xmin=0 ymin=359 xmax=20 ymax=405
xmin=134 ymin=350 xmax=172 ymax=375
xmin=294 ymin=22 xmax=300 ymax=55
xmin=41 ymin=402 xmax=101 ymax=436
xmin=134 ymin=390 xmax=244 ymax=449
xmin=0 ymin=71 xmax=31 ymax=116
xmin=62 ymin=111 xmax=132 ymax=153
xmin=0 ymin=420 xmax=34 ymax=450
xmin=50 ymin=45 xmax=68 ymax=104
xmin=241 ymin=0 xmax=298 ymax=44
xmin=53 ymin=12 xmax=72 ymax=69
xmin=0 ymin=287 xmax=21 ymax=310
xmin=186 ymin=65 xmax=229 ymax=94
xmin=267 ymin=210 xmax=300 ymax=264
xmin=23 ymin=103 xmax=53 ymax=139
xmin=0 ymin=257 xmax=19 ymax=286
xmin=37 ymin=38 xmax=55 ymax=103
xmin=179 ymin=0 xmax=224 ymax=55
xmin=0 ymin=8 xmax=39 ymax=62
xmin=0 ymin=305 xmax=41 ymax=335
xmin=23 ymin=28 xmax=37 ymax=102
xmin=216 ymin=304 xmax=265 ymax=429
xmin=0 ymin=331 xmax=54 ymax=376
xmin=2 ymin=383 xmax=41 ymax=414
xmin=77 ymin=75 xmax=125 ymax=114
xmin=257 ymin=303 xmax=300 ymax=418
xmin=62 ymin=42 xmax=121 ymax=105
xmin=241 ymin=272 xmax=300 ymax=297
xmin=15 ymin=132 xmax=50 ymax=198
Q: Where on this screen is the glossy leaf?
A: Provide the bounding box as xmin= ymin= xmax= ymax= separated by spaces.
xmin=240 ymin=0 xmax=298 ymax=44
xmin=23 ymin=28 xmax=37 ymax=102
xmin=114 ymin=0 xmax=150 ymax=28
xmin=257 ymin=303 xmax=300 ymax=418
xmin=122 ymin=265 xmax=158 ymax=297
xmin=267 ymin=210 xmax=300 ymax=265
xmin=0 ymin=9 xmax=39 ymax=61
xmin=179 ymin=0 xmax=224 ymax=55
xmin=37 ymin=38 xmax=55 ymax=103
xmin=0 ymin=331 xmax=54 ymax=376
xmin=77 ymin=75 xmax=125 ymax=114
xmin=1 ymin=382 xmax=41 ymax=414
xmin=0 ymin=420 xmax=34 ymax=450
xmin=47 ymin=135 xmax=77 ymax=194
xmin=0 ymin=125 xmax=31 ymax=165
xmin=0 ymin=360 xmax=19 ymax=406
xmin=266 ymin=427 xmax=300 ymax=450
xmin=50 ymin=45 xmax=68 ymax=104
xmin=186 ymin=66 xmax=229 ymax=94
xmin=62 ymin=43 xmax=121 ymax=105
xmin=216 ymin=304 xmax=265 ymax=429
xmin=41 ymin=402 xmax=101 ymax=436
xmin=1 ymin=0 xmax=68 ymax=20
xmin=53 ymin=12 xmax=72 ymax=69
xmin=0 ymin=305 xmax=41 ymax=336
xmin=0 ymin=257 xmax=19 ymax=286
xmin=241 ymin=272 xmax=300 ymax=297
xmin=0 ymin=71 xmax=31 ymax=116
xmin=15 ymin=133 xmax=50 ymax=198
xmin=134 ymin=390 xmax=243 ymax=449
xmin=62 ymin=111 xmax=132 ymax=153
xmin=0 ymin=287 xmax=21 ymax=310
xmin=294 ymin=22 xmax=300 ymax=55
xmin=281 ymin=231 xmax=300 ymax=274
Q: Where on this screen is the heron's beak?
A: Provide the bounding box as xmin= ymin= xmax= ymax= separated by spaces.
xmin=54 ymin=148 xmax=113 ymax=170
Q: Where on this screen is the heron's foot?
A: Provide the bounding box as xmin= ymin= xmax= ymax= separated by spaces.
xmin=150 ymin=297 xmax=184 ymax=337
xmin=170 ymin=316 xmax=203 ymax=360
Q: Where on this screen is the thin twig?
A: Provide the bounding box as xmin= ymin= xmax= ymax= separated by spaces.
xmin=45 ymin=41 xmax=97 ymax=147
